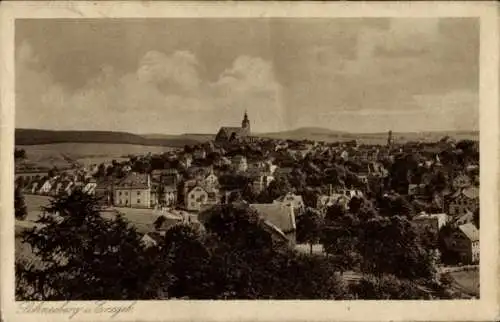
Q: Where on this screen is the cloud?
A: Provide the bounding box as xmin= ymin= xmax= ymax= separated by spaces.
xmin=307 ymin=90 xmax=478 ymax=133
xmin=137 ymin=50 xmax=201 ymax=91
xmin=16 ymin=43 xmax=286 ymax=134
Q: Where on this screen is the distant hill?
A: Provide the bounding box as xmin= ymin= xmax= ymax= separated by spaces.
xmin=15 ymin=129 xmax=210 ymax=147
xmin=259 ymin=128 xmax=478 ymax=144
xmin=259 ymin=127 xmax=347 ymax=141
xmin=142 ymin=133 xmax=215 ymax=142
xmin=16 ymin=128 xmax=479 ymax=148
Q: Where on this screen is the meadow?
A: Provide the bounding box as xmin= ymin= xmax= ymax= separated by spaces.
xmin=449 ymin=268 xmax=480 ymax=297
xmin=17 ymin=143 xmax=177 ymax=169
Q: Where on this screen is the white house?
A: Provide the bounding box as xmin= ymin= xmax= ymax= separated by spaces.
xmin=185 ymin=185 xmax=209 ymax=212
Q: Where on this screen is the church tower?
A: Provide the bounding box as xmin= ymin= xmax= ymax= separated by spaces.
xmin=387 ymin=130 xmax=393 ymax=147
xmin=242 ymin=110 xmax=251 ymax=135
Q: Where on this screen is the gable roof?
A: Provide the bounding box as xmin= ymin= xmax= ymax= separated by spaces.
xmin=250 ymin=203 xmax=296 ymax=234
xmin=217 ymin=127 xmax=245 ymax=138
xmin=462 ymin=186 xmax=479 ymax=199
xmin=274 ymin=193 xmax=304 ymax=208
xmin=317 ymin=194 xmax=349 ymax=208
xmin=458 ymin=223 xmax=479 ymax=242
xmin=115 ymin=172 xmax=150 ymax=189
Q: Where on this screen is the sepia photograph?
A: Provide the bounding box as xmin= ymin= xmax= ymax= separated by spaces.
xmin=1 ymin=2 xmax=499 ymax=322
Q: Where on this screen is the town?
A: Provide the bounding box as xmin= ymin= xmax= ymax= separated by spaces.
xmin=14 ymin=111 xmax=479 ymax=300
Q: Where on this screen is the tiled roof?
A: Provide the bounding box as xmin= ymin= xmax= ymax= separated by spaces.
xmin=115 ymin=172 xmax=150 ymax=189
xmin=317 ymin=194 xmax=349 ymax=208
xmin=459 ymin=223 xmax=479 ymax=241
xmin=462 ymin=186 xmax=479 ymax=200
xmin=218 ymin=127 xmax=246 ymax=138
xmin=250 ymin=203 xmax=296 ymax=233
xmin=275 ymin=193 xmax=304 ymax=208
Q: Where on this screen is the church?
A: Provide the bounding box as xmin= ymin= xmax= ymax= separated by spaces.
xmin=215 ymin=111 xmax=252 ymax=143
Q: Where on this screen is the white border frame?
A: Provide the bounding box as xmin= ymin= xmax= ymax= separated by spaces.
xmin=1 ymin=2 xmax=498 ymax=322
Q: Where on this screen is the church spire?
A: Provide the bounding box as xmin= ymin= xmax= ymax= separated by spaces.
xmin=242 ymin=110 xmax=250 ymax=133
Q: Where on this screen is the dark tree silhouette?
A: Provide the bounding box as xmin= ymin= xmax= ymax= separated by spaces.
xmin=15 ymin=187 xmax=28 ymax=220
xmin=296 ymin=208 xmax=323 ymax=254
xmin=17 ymin=191 xmax=173 ymax=300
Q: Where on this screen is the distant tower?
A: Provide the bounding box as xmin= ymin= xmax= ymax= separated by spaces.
xmin=242 ymin=110 xmax=251 ymax=135
xmin=387 ymin=130 xmax=393 ymax=147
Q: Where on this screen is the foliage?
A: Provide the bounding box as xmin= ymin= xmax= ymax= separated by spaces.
xmin=473 ymin=208 xmax=479 ymax=229
xmin=15 ymin=187 xmax=28 ymax=220
xmin=17 ymin=190 xmax=173 ymax=300
xmin=15 ymin=148 xmax=27 ymax=160
xmin=349 ymin=274 xmax=432 ymax=300
xmin=296 ymin=208 xmax=323 ymax=252
xmin=159 ymin=223 xmax=211 ymax=298
xmin=358 ymin=216 xmax=436 ymax=280
xmin=154 ymin=215 xmax=167 ymax=231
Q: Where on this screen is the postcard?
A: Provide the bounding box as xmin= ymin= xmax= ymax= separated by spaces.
xmin=1 ymin=1 xmax=498 ymax=322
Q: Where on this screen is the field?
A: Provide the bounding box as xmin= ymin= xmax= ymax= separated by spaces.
xmin=24 ymin=194 xmax=51 ymax=221
xmin=449 ymin=269 xmax=480 ymax=297
xmin=22 ymin=194 xmax=187 ymax=233
xmin=18 ymin=143 xmax=177 ymax=169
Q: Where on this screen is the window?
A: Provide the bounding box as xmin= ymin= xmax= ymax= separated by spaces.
xmin=119 ymin=191 xmax=122 ymax=196
xmin=137 ymin=199 xmax=141 ymax=204
xmin=137 ymin=191 xmax=141 ymax=196
xmin=191 ymin=194 xmax=195 ymax=199
xmin=125 ymin=192 xmax=128 ymax=196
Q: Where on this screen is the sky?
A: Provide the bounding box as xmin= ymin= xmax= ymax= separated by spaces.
xmin=15 ymin=18 xmax=479 ymax=134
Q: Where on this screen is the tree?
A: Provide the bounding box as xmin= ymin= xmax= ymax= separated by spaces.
xmin=321 ymin=212 xmax=361 ymax=273
xmin=15 ymin=148 xmax=26 ymax=160
xmin=159 ymin=223 xmax=211 ymax=298
xmin=15 ymin=187 xmax=28 ymax=220
xmin=296 ymin=208 xmax=323 ymax=254
xmin=264 ymin=175 xmax=293 ymax=202
xmin=94 ymin=163 xmax=106 ymax=178
xmin=473 ymin=208 xmax=479 ymax=229
xmin=350 ymin=274 xmax=431 ymax=300
xmin=17 ymin=191 xmax=173 ymax=300
xmin=199 ymin=204 xmax=274 ymax=253
xmin=358 ymin=216 xmax=436 ymax=280
xmin=154 ymin=215 xmax=167 ymax=231
xmin=48 ymin=166 xmax=58 ymax=178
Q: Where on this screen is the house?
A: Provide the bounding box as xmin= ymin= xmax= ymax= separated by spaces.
xmin=247 ymin=168 xmax=274 ymax=193
xmin=95 ymin=177 xmax=114 ymax=206
xmin=408 ymin=183 xmax=427 ymax=197
xmin=274 ymin=167 xmax=293 ymax=178
xmin=317 ymin=194 xmax=350 ymax=212
xmin=82 ymin=180 xmax=97 ymax=195
xmin=179 ymin=154 xmax=193 ymax=168
xmin=250 ymin=203 xmax=297 ymax=246
xmin=38 ymin=179 xmax=53 ymax=195
xmin=114 ymin=172 xmax=151 ymax=208
xmin=452 ymin=174 xmax=472 ymax=189
xmin=413 ymin=212 xmax=449 ymax=243
xmin=340 ymin=150 xmax=349 ymax=161
xmin=337 ymin=188 xmax=364 ymax=199
xmin=185 ymin=184 xmax=209 ymax=212
xmin=14 ymin=168 xmax=48 ymax=183
xmin=232 ymin=155 xmax=248 ymax=172
xmin=447 ymin=186 xmax=479 ymax=217
xmin=193 ymin=148 xmax=207 ymax=160
xmin=274 ymin=193 xmax=305 ymax=215
xmin=151 ymin=184 xmax=178 ymax=208
xmin=455 ymin=210 xmax=474 ymax=226
xmin=444 ymin=223 xmax=479 ymax=264
xmin=203 ymin=169 xmax=219 ymax=188
xmin=151 ymin=169 xmax=180 ymax=186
